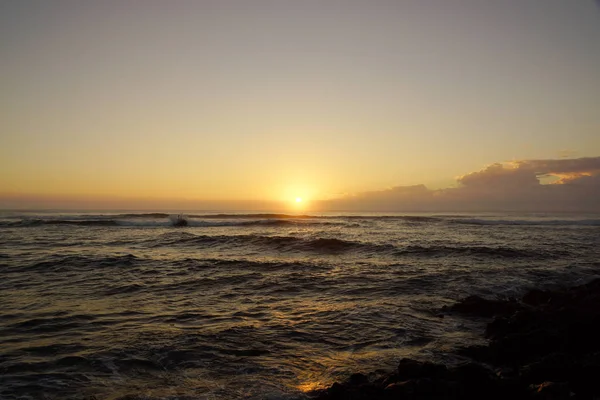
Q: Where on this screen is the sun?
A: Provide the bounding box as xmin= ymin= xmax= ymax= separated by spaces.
xmin=289 ymin=195 xmax=308 ymax=211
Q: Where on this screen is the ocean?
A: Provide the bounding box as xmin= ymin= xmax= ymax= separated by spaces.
xmin=1 ymin=211 xmax=599 ymax=400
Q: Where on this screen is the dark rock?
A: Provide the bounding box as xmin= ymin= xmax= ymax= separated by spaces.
xmin=348 ymin=373 xmax=369 ymax=386
xmin=412 ymin=377 xmax=436 ymax=396
xmin=520 ymin=353 xmax=574 ymax=384
xmin=324 ymin=382 xmax=344 ymax=399
xmin=523 ymin=289 xmax=552 ymax=306
xmin=529 ymin=381 xmax=570 ymax=400
xmin=450 ymin=362 xmax=497 ymax=398
xmin=451 ymin=362 xmax=494 ymax=383
xmin=397 ymin=358 xmax=448 ymax=380
xmin=569 ymin=353 xmax=600 ymax=397
xmin=421 ymin=361 xmax=448 ymax=379
xmin=457 ymin=344 xmax=490 ymax=362
xmin=397 ymin=358 xmax=425 ymax=379
xmin=449 ymin=295 xmax=522 ymax=318
xmin=380 ymin=373 xmax=401 ymax=387
xmin=487 ymin=328 xmax=564 ymax=364
xmin=383 ymin=380 xmax=416 ymax=397
xmin=311 ymin=278 xmax=600 ymax=400
xmin=495 ymin=367 xmax=518 ymax=379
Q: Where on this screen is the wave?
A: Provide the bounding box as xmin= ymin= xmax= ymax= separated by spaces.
xmin=3 ymin=212 xmax=599 ymax=228
xmin=150 ymin=232 xmax=392 ymax=254
xmin=449 ymin=218 xmax=600 ymax=226
xmin=3 ymin=219 xmax=118 ymax=227
xmin=1 ymin=216 xmax=351 ymax=228
xmin=149 ymin=233 xmax=558 ymax=258
xmin=116 ymin=212 xmax=315 ymax=219
xmin=395 ymin=245 xmax=560 ymax=258
xmin=0 ymin=212 xmax=441 ymax=221
xmin=24 ymin=254 xmax=140 ymax=272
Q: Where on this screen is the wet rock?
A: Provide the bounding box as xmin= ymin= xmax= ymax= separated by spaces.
xmin=449 ymin=362 xmax=498 ymax=398
xmin=520 ymin=353 xmax=574 ymax=384
xmin=529 ymin=381 xmax=570 ymax=400
xmin=383 ymin=380 xmax=416 ymax=397
xmin=396 ymin=358 xmax=426 ymax=380
xmin=397 ymin=358 xmax=448 ymax=380
xmin=495 ymin=366 xmax=518 ymax=379
xmin=380 ymin=373 xmax=401 ymax=387
xmin=522 ymin=289 xmax=552 ymax=306
xmin=569 ymin=352 xmax=600 ymax=398
xmin=311 ymin=278 xmax=600 ymax=400
xmin=348 ymin=373 xmax=369 ymax=386
xmin=451 ymin=362 xmax=493 ymax=383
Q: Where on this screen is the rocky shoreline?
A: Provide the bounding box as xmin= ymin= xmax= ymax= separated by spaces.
xmin=310 ymin=278 xmax=600 ymax=399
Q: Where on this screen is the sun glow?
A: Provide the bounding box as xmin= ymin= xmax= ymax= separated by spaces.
xmin=291 ymin=195 xmax=308 ymax=211
xmin=279 ymin=183 xmax=317 ymax=211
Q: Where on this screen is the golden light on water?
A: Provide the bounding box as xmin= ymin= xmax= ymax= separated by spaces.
xmin=297 ymin=380 xmax=328 ymax=393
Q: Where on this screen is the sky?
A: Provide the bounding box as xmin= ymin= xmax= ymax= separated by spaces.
xmin=1 ymin=1 xmax=599 ymax=211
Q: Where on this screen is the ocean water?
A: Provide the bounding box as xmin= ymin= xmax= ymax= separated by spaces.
xmin=1 ymin=211 xmax=599 ymax=400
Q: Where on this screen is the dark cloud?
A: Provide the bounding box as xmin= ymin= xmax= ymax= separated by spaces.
xmin=318 ymin=157 xmax=600 ymax=212
xmin=457 ymin=163 xmax=539 ymax=188
xmin=515 ymin=157 xmax=600 ymax=175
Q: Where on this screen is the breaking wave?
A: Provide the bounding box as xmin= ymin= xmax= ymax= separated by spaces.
xmin=3 ymin=212 xmax=599 ymax=228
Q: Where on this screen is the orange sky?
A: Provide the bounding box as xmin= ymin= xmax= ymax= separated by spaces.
xmin=1 ymin=1 xmax=599 ymax=210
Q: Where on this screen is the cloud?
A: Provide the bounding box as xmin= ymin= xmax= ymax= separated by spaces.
xmin=457 ymin=157 xmax=600 ymax=187
xmin=456 ymin=163 xmax=539 ymax=188
xmin=318 ymin=157 xmax=600 ymax=212
xmin=2 ymin=157 xmax=599 ymax=212
xmin=515 ymin=157 xmax=600 ymax=175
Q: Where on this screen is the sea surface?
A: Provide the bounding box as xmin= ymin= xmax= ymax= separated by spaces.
xmin=1 ymin=211 xmax=599 ymax=400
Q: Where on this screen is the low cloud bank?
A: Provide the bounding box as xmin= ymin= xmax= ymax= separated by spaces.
xmin=1 ymin=157 xmax=598 ymax=212
xmin=318 ymin=157 xmax=600 ymax=212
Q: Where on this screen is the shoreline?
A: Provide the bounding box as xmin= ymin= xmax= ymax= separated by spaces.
xmin=310 ymin=277 xmax=600 ymax=399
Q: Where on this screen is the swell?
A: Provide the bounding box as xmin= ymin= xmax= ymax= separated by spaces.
xmin=3 ymin=213 xmax=600 ymax=228
xmin=150 ymin=233 xmax=381 ymax=253
xmin=187 ymin=219 xmax=346 ymax=227
xmin=1 ymin=217 xmax=346 ymax=228
xmin=118 ymin=212 xmax=314 ymax=219
xmin=13 ymin=254 xmax=333 ymax=280
xmin=395 ymin=245 xmax=562 ymax=258
xmin=20 ymin=254 xmax=140 ymax=272
xmin=449 ymin=218 xmax=600 ymax=226
xmin=3 ymin=219 xmax=118 ymax=227
xmin=150 ymin=233 xmax=561 ymax=258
